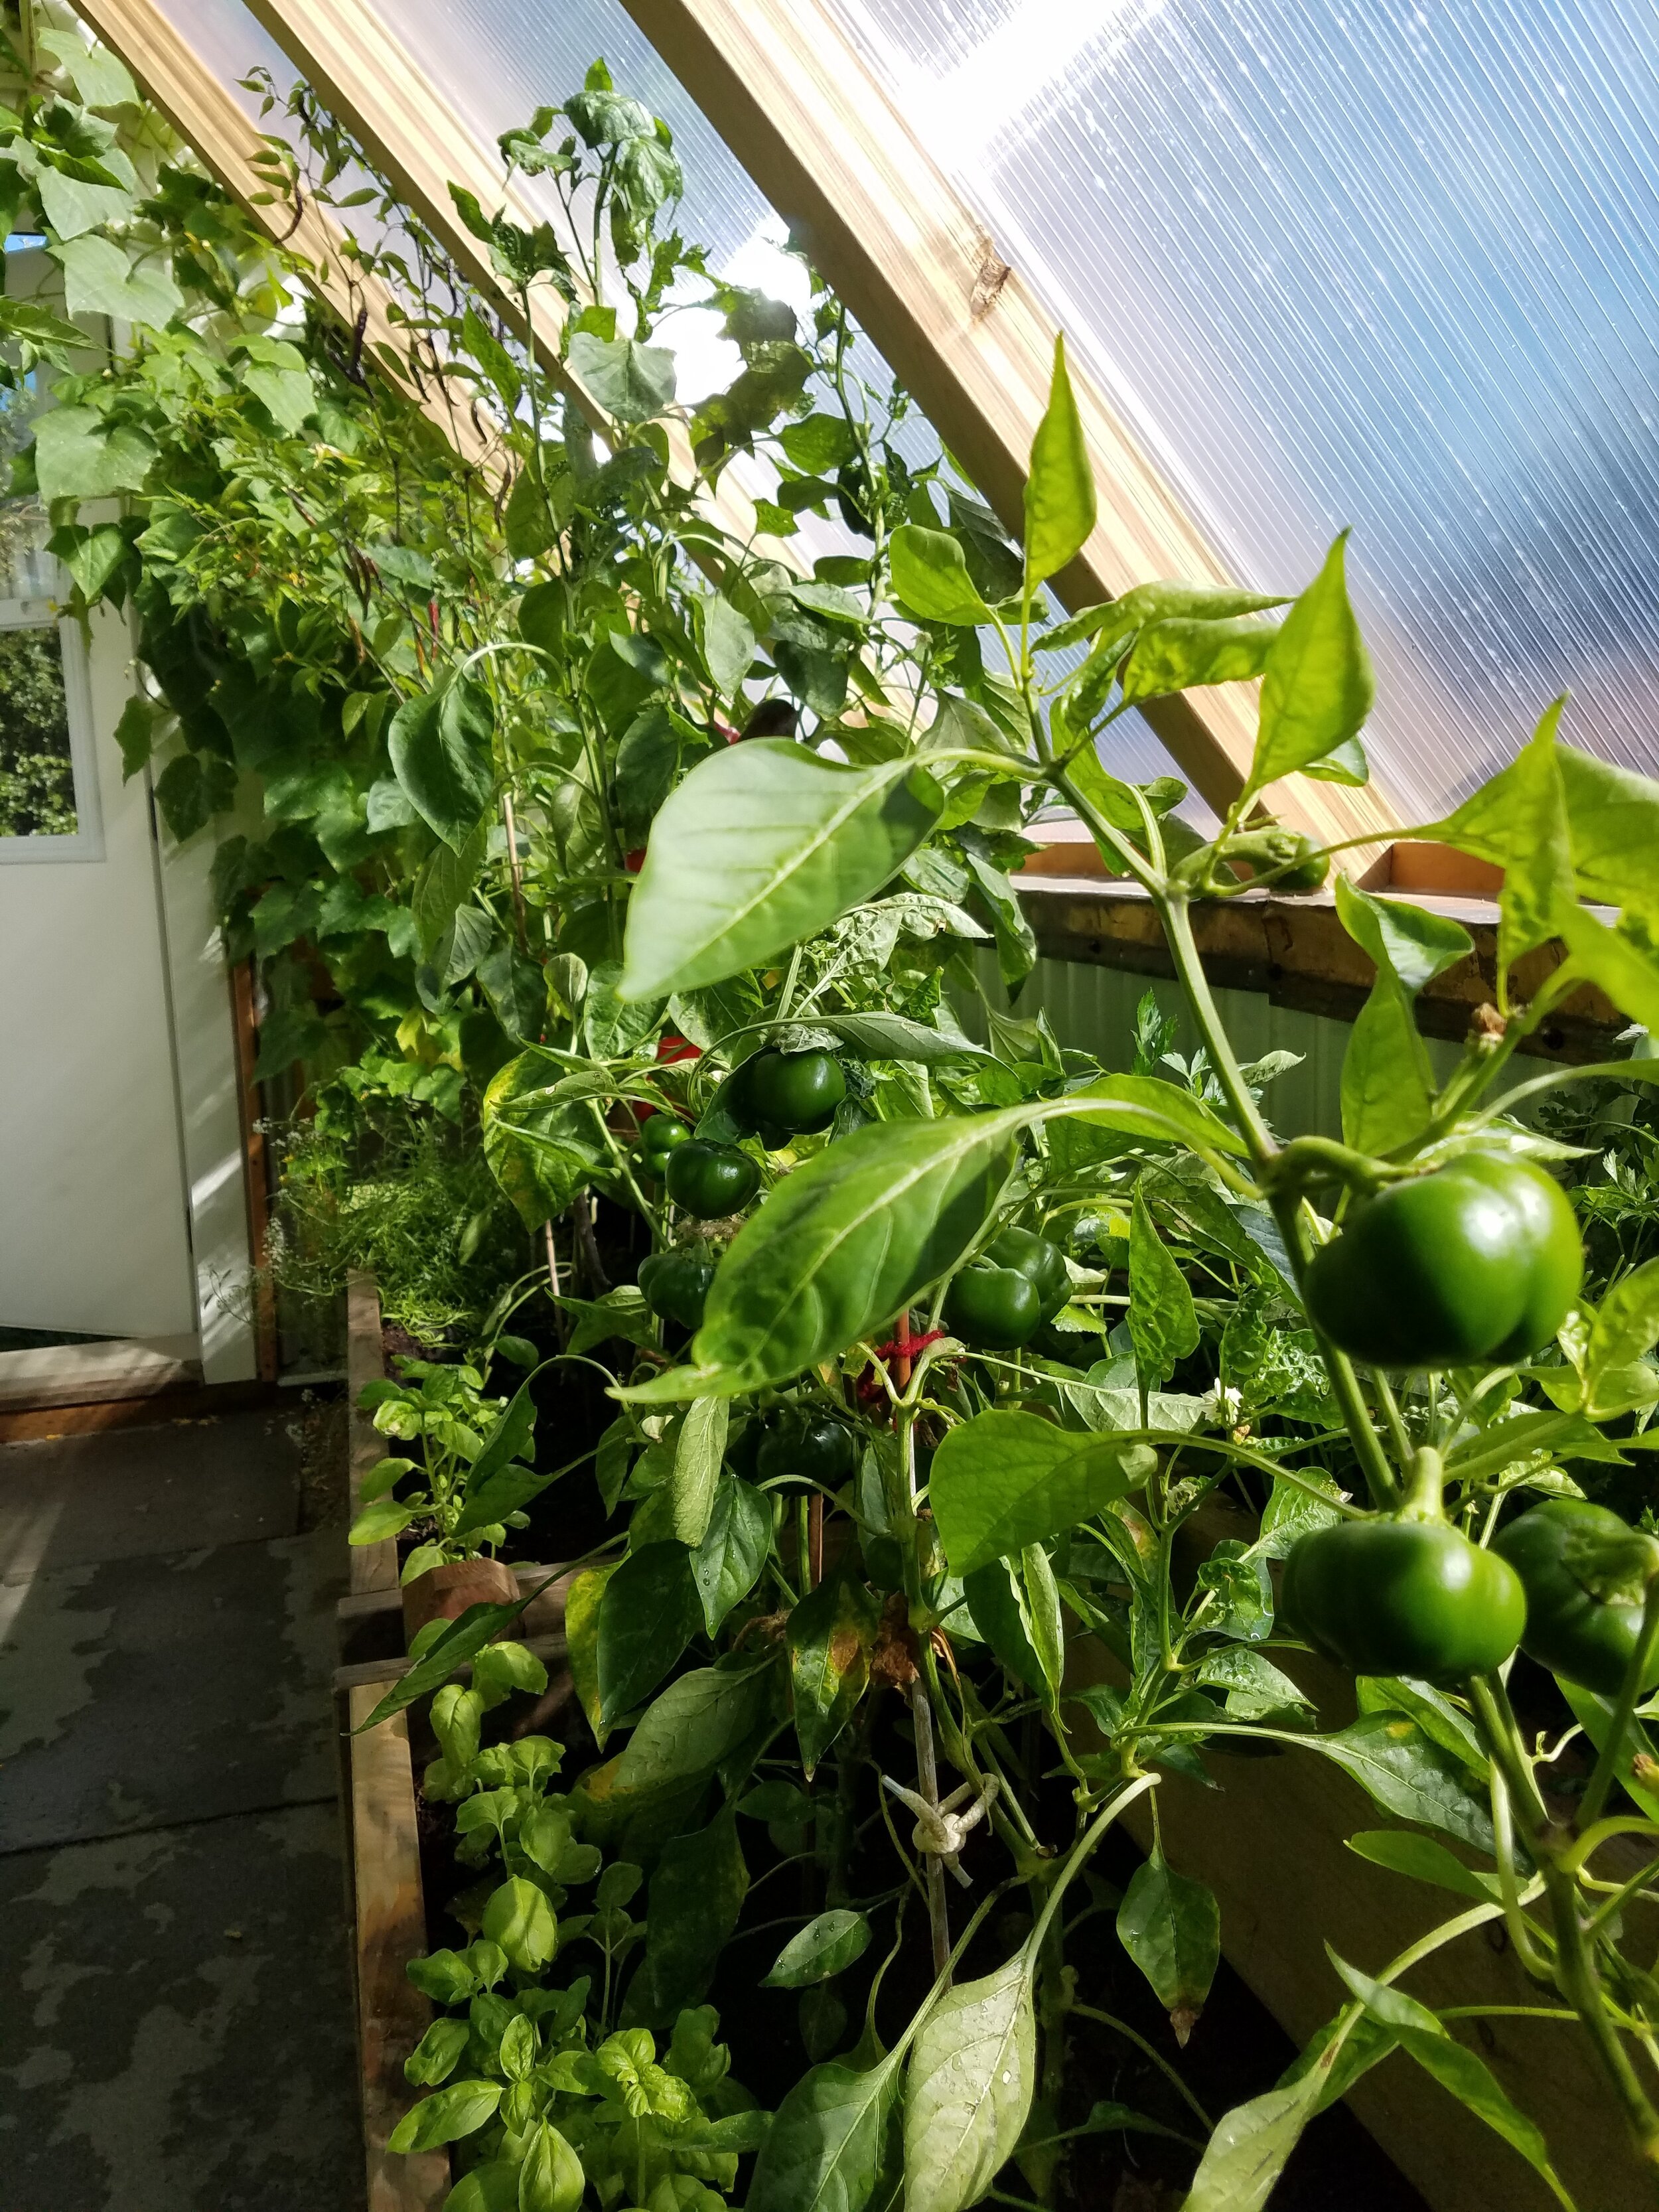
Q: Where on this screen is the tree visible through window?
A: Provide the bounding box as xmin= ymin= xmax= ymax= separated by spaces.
xmin=0 ymin=623 xmax=74 ymax=837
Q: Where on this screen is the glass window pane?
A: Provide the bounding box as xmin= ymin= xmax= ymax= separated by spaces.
xmin=828 ymin=0 xmax=1659 ymax=818
xmin=0 ymin=623 xmax=76 ymax=840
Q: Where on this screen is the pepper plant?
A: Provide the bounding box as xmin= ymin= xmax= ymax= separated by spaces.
xmin=17 ymin=12 xmax=1659 ymax=2206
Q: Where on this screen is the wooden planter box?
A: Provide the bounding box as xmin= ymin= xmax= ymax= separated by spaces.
xmin=330 ymin=1276 xmax=1645 ymax=2211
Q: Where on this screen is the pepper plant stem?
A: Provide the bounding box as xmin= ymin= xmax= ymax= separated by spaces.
xmin=1579 ymin=1578 xmax=1659 ymax=1833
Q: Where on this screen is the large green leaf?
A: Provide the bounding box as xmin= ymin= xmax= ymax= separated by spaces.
xmin=389 ymin=678 xmax=495 ymax=849
xmin=670 ymin=1394 xmax=729 ymax=1547
xmin=1119 ymin=614 xmax=1278 ymax=705
xmin=904 ymin=1947 xmax=1037 ymax=2212
xmin=386 ymin=2079 xmax=502 ymax=2155
xmin=890 ymin=524 xmax=995 ymax=625
xmin=613 ymin=1660 xmax=772 ymax=1790
xmin=1180 ymin=2070 xmax=1325 ymax=2212
xmin=618 ymin=740 xmax=940 ymax=1001
xmin=746 ymin=2054 xmax=902 ymax=2212
xmin=630 ymin=1110 xmax=1025 ymax=1401
xmin=569 ymin=330 xmax=676 ymax=422
xmin=1024 ymin=334 xmax=1096 ymax=587
xmin=1438 ymin=738 xmax=1659 ymax=930
xmin=689 ymin=1476 xmax=772 ymax=1635
xmin=31 ymin=404 xmax=155 ymax=502
xmin=1248 ymin=534 xmax=1374 ymax=795
xmin=1116 ymin=1856 xmax=1220 ymax=2039
xmin=1301 ymin=1714 xmax=1494 ymax=1850
xmin=619 ymin=1810 xmax=748 ymax=2028
xmin=1334 ymin=879 xmax=1472 ymax=1157
xmin=762 ymin=1908 xmax=873 ymax=1990
xmin=482 ymin=1056 xmax=605 ymax=1232
xmin=1494 ymin=699 xmax=1573 ymax=973
xmin=788 ymin=1565 xmax=879 ymax=1775
xmin=928 ymin=1409 xmax=1147 ymax=1574
xmin=50 ymin=232 xmax=182 ymax=325
xmin=596 ymin=1542 xmax=701 ymax=1728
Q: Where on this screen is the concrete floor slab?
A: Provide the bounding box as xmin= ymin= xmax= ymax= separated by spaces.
xmin=0 ymin=1801 xmax=359 ymax=2211
xmin=0 ymin=1528 xmax=343 ymax=1852
xmin=0 ymin=1410 xmax=302 ymax=1584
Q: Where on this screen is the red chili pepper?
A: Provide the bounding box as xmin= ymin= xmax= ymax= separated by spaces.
xmin=656 ymin=1033 xmax=701 ymax=1065
xmin=624 ymin=848 xmax=648 ymax=874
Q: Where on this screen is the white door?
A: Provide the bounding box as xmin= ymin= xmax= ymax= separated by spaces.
xmin=0 ymin=240 xmax=252 ymax=1374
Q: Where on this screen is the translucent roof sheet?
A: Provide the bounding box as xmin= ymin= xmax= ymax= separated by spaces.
xmin=826 ymin=0 xmax=1659 ymax=818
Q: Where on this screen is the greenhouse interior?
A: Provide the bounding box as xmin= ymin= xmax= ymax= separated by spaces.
xmin=9 ymin=1 xmax=1659 ymax=2208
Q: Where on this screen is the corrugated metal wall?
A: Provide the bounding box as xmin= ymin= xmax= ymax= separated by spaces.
xmin=959 ymin=950 xmax=1466 ymax=1142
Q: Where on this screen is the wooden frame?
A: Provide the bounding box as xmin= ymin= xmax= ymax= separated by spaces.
xmin=220 ymin=0 xmax=1391 ymax=865
xmin=616 ymin=0 xmax=1400 ymax=860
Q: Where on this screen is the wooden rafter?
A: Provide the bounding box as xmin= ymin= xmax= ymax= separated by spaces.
xmin=615 ymin=0 xmax=1402 ymax=859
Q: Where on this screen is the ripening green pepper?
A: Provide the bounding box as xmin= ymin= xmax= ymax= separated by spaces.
xmin=637 ymin=1248 xmax=715 ymax=1333
xmin=983 ymin=1227 xmax=1071 ymax=1323
xmin=639 ymin=1112 xmax=691 ymax=1161
xmin=1304 ymin=1155 xmax=1583 ymax=1370
xmin=1493 ymin=1499 xmax=1659 ymax=1696
xmin=665 ymin=1139 xmax=760 ymax=1218
xmin=757 ymin=1410 xmax=857 ymax=1489
xmin=945 ymin=1262 xmax=1044 ymax=1351
xmin=1282 ymin=1453 xmax=1526 ymax=1685
xmin=737 ymin=1048 xmax=847 ymax=1138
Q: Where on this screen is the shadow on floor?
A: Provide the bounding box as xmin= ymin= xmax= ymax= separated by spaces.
xmin=0 ymin=1403 xmax=358 ymax=2212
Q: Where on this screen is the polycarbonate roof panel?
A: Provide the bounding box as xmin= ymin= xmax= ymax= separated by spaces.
xmin=828 ymin=0 xmax=1659 ymax=819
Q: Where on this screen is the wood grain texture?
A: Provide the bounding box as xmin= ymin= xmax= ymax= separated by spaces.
xmin=346 ymin=1682 xmax=449 ymax=2212
xmin=346 ymin=1270 xmax=398 ymax=1596
xmin=616 ymin=0 xmax=1400 ymax=857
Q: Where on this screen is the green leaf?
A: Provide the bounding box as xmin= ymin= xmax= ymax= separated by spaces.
xmin=1496 ymin=698 xmax=1573 ymax=972
xmin=413 ymin=818 xmax=489 ymax=957
xmin=1119 ymin=614 xmax=1279 ymax=705
xmin=348 ymin=1497 xmax=418 ymax=1546
xmin=568 ymin=330 xmax=676 ymax=422
xmin=670 ymin=1394 xmax=730 ymax=1548
xmin=481 ymin=1876 xmax=557 ymax=1972
xmin=31 ymin=405 xmax=155 ymax=502
xmin=812 ymin=1011 xmax=991 ymax=1065
xmin=386 ymin=2078 xmax=502 ymax=2154
xmin=1344 ymin=1831 xmax=1501 ymax=1904
xmin=890 ymin=524 xmax=995 ymax=625
xmin=1248 ymin=533 xmax=1374 ymax=795
xmin=763 ymin=1908 xmax=873 ymax=1990
xmin=746 ymin=2053 xmax=902 ymax=2212
xmin=690 ymin=1476 xmax=772 ymax=1636
xmin=1116 ymin=1856 xmax=1220 ymax=2037
xmin=1443 ymin=1408 xmax=1628 ymax=1486
xmin=390 ymin=678 xmax=495 ymax=849
xmin=1301 ymin=1714 xmax=1494 ymax=1850
xmin=403 ymin=2016 xmax=471 ymax=2087
xmin=619 ymin=741 xmax=939 ymax=1001
xmin=1557 ymin=907 xmax=1659 ymax=1037
xmin=1559 ymin=1680 xmax=1659 ymax=1820
xmin=1059 ymin=1072 xmax=1250 ymax=1157
xmin=1339 ymin=974 xmax=1431 ymax=1157
xmin=643 ymin=1110 xmax=1025 ymax=1400
xmin=788 ymin=1565 xmax=879 ymax=1775
xmin=37 ymin=27 xmax=139 ymax=108
xmin=516 ymin=2121 xmax=585 ymax=2212
xmin=482 ymin=1056 xmax=605 ymax=1233
xmin=1039 ymin=581 xmax=1289 ymax=659
xmin=1024 ymin=334 xmax=1096 ymax=587
xmin=59 ymin=520 xmax=129 ymax=601
xmin=700 ymin=593 xmax=758 ymax=697
xmin=928 ymin=1409 xmax=1148 ymax=1575
xmin=597 ymin=1542 xmax=701 ymax=1728
xmin=50 ymin=232 xmax=182 ymax=325
xmin=904 ymin=1945 xmax=1037 ymax=2212
xmin=1128 ymin=1187 xmax=1199 ymax=1390
xmin=1328 ymin=1953 xmax=1570 ymax=2197
xmin=1180 ymin=2069 xmax=1325 ymax=2212
xmin=354 ymin=1582 xmax=547 ymax=1732
xmin=1336 ymin=879 xmax=1474 ymax=995
xmin=620 ymin=1810 xmax=748 ymax=2028
xmin=614 ymin=1660 xmax=772 ymax=1790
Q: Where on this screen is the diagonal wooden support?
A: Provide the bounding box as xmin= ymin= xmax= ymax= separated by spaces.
xmin=615 ymin=0 xmax=1402 ymax=859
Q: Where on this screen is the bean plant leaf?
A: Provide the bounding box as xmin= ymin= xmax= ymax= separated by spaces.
xmin=762 ymin=1908 xmax=873 ymax=1989
xmin=928 ymin=1410 xmax=1149 ymax=1575
xmin=745 ymin=2053 xmax=902 ymax=2212
xmin=32 ymin=404 xmax=155 ymax=501
xmin=1024 ymin=333 xmax=1096 ymax=587
xmin=569 ymin=329 xmax=676 ymax=421
xmin=1247 ymin=533 xmax=1373 ymax=796
xmin=904 ymin=1946 xmax=1037 ymax=2212
xmin=1116 ymin=1858 xmax=1220 ymax=2042
xmin=1128 ymin=1187 xmax=1199 ymax=1390
xmin=390 ymin=677 xmax=495 ymax=849
xmin=619 ymin=741 xmax=940 ymax=1001
xmin=890 ymin=523 xmax=995 ymax=626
